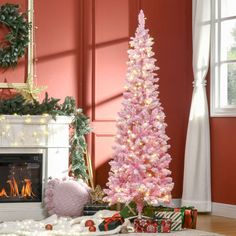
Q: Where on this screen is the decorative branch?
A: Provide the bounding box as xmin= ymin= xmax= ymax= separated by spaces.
xmin=0 ymin=93 xmax=92 ymax=184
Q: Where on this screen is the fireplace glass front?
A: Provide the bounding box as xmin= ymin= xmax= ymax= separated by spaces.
xmin=0 ymin=153 xmax=42 ymax=203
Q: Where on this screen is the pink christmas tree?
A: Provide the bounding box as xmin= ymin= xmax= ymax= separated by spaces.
xmin=104 ymin=10 xmax=174 ymax=215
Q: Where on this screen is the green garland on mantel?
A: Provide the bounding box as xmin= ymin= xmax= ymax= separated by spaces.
xmin=0 ymin=93 xmax=92 ymax=183
xmin=0 ymin=3 xmax=31 ymax=68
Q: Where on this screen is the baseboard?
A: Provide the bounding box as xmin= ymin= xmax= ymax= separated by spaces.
xmin=171 ymin=199 xmax=236 ymax=219
xmin=157 ymin=198 xmax=181 ymax=208
xmin=157 ymin=199 xmax=236 ymax=219
xmin=171 ymin=198 xmax=181 ymax=207
xmin=212 ymin=202 xmax=236 ymax=219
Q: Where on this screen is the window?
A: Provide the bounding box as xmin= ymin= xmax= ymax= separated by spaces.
xmin=211 ymin=0 xmax=236 ymax=116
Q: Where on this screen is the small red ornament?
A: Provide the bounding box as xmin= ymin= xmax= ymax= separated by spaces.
xmin=45 ymin=224 xmax=53 ymax=230
xmin=85 ymin=220 xmax=95 ymax=227
xmin=89 ymin=225 xmax=96 ymax=232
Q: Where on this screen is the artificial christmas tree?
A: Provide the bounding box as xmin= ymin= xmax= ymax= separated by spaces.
xmin=104 ymin=10 xmax=174 ymax=215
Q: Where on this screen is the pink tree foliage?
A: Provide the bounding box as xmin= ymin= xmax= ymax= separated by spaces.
xmin=104 ymin=10 xmax=174 ymax=215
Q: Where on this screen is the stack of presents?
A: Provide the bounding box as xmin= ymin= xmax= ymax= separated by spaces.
xmin=83 ymin=195 xmax=197 ymax=233
xmin=121 ymin=202 xmax=197 ymax=233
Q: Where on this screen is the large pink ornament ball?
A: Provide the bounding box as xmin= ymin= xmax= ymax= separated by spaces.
xmin=44 ymin=178 xmax=90 ymax=217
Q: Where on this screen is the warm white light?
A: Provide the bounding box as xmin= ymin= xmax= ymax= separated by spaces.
xmin=0 ymin=115 xmax=5 ymax=121
xmin=40 ymin=118 xmax=46 ymax=124
xmin=145 ymin=99 xmax=152 ymax=105
xmin=44 ymin=130 xmax=49 ymax=136
xmin=25 ymin=117 xmax=32 ymax=123
xmin=143 ymin=122 xmax=148 ymax=127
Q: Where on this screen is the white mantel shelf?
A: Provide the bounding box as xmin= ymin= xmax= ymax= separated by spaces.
xmin=0 ymin=115 xmax=72 ymax=148
xmin=0 ymin=115 xmax=72 ymax=221
xmin=0 ymin=114 xmax=72 ymax=123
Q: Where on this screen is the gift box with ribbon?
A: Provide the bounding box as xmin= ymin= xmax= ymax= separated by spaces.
xmin=83 ymin=204 xmax=110 ymax=216
xmin=134 ymin=217 xmax=171 ymax=233
xmin=154 ymin=206 xmax=197 ymax=229
xmin=158 ymin=218 xmax=172 ymax=233
xmin=98 ymin=213 xmax=124 ymax=231
xmin=155 ymin=211 xmax=182 ymax=231
xmin=143 ymin=205 xmax=160 ymax=218
xmin=120 ymin=202 xmax=138 ymax=218
xmin=183 ymin=208 xmax=197 ymax=229
xmin=120 ymin=202 xmax=159 ymax=219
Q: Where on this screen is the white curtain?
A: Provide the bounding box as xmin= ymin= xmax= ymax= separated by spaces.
xmin=181 ymin=0 xmax=211 ymax=212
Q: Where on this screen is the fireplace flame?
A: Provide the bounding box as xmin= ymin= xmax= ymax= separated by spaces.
xmin=7 ymin=177 xmax=20 ymax=196
xmin=21 ymin=179 xmax=36 ymax=198
xmin=0 ymin=188 xmax=8 ymax=198
xmin=0 ymin=177 xmax=36 ymax=199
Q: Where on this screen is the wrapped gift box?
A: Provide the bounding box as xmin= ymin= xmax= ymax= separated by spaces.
xmin=120 ymin=202 xmax=137 ymax=218
xmin=120 ymin=202 xmax=159 ymax=219
xmin=134 ymin=218 xmax=171 ymax=233
xmin=120 ymin=203 xmax=197 ymax=229
xmin=155 ymin=211 xmax=182 ymax=231
xmin=143 ymin=205 xmax=159 ymax=218
xmin=83 ymin=210 xmax=98 ymax=216
xmin=98 ymin=213 xmax=124 ymax=231
xmin=158 ymin=218 xmax=172 ymax=233
xmin=183 ymin=208 xmax=197 ymax=229
xmin=83 ymin=204 xmax=110 ymax=216
xmin=154 ymin=206 xmax=197 ymax=229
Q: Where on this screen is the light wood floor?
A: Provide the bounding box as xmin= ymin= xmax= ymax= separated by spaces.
xmin=197 ymin=214 xmax=236 ymax=236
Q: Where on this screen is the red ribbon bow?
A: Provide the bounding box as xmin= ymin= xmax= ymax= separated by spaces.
xmin=103 ymin=213 xmax=124 ymax=231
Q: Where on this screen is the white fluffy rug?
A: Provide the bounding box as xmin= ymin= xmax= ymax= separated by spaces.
xmin=123 ymin=231 xmax=224 ymax=236
xmin=0 ymin=210 xmax=224 ymax=236
xmin=0 ymin=229 xmax=224 ymax=236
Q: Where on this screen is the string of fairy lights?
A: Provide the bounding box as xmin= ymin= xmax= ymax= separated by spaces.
xmin=0 ymin=213 xmax=115 ymax=235
xmin=0 ymin=114 xmax=53 ymax=147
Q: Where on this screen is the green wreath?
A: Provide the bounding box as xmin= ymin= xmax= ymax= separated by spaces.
xmin=0 ymin=4 xmax=31 ymax=68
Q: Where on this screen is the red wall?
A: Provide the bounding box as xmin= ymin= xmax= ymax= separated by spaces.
xmin=210 ymin=118 xmax=236 ymax=205
xmin=140 ymin=0 xmax=193 ymax=198
xmin=1 ymin=0 xmax=234 ymax=205
xmin=0 ymin=0 xmax=27 ymax=86
xmin=35 ymin=0 xmax=82 ymax=101
xmin=0 ymin=0 xmax=81 ymax=101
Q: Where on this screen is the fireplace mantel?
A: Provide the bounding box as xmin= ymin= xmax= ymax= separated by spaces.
xmin=0 ymin=115 xmax=72 ymax=220
xmin=0 ymin=115 xmax=72 ymax=148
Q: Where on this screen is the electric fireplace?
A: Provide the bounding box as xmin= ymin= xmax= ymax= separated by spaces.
xmin=0 ymin=115 xmax=72 ymax=221
xmin=0 ymin=153 xmax=42 ymax=203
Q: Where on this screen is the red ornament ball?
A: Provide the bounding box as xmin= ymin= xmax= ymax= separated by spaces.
xmin=89 ymin=225 xmax=96 ymax=232
xmin=85 ymin=220 xmax=95 ymax=227
xmin=45 ymin=224 xmax=53 ymax=230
